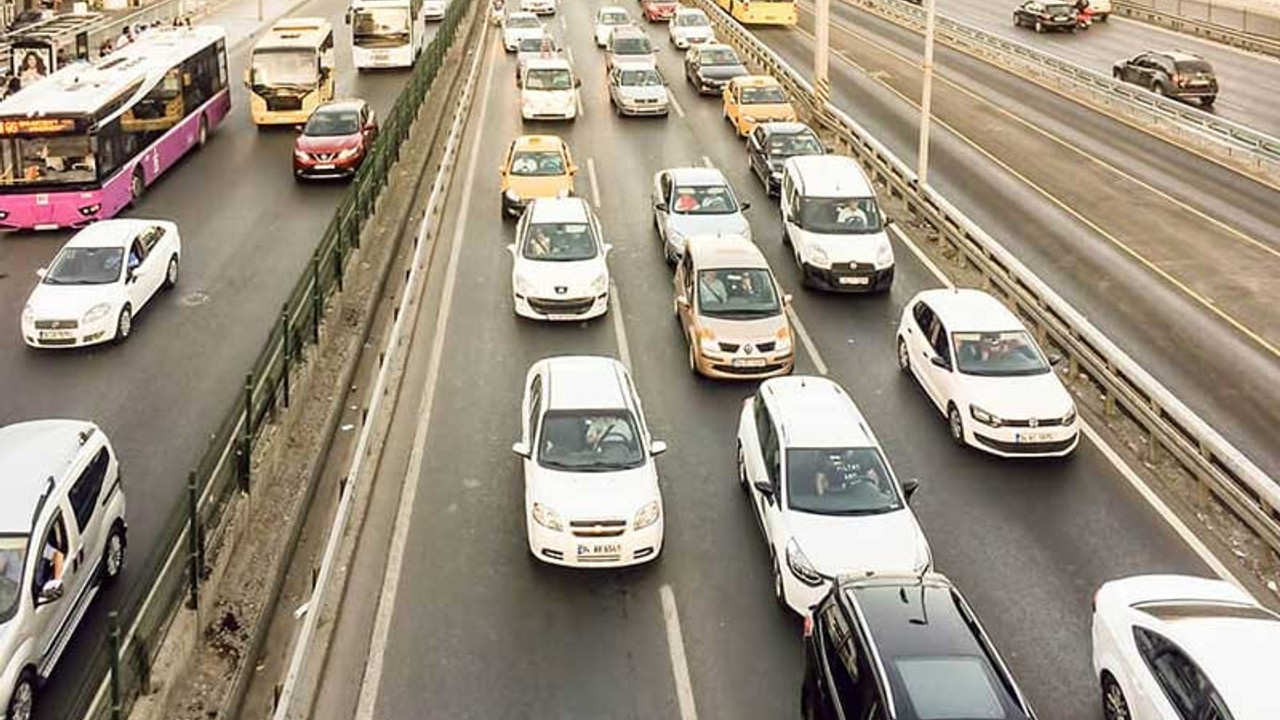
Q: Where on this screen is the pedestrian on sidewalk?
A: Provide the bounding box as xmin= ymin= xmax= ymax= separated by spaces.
xmin=98 ymin=40 xmax=113 ymax=57
xmin=116 ymin=25 xmax=133 ymax=48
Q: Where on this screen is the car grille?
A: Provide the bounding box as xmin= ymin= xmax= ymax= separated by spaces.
xmin=34 ymin=319 xmax=78 ymax=329
xmin=718 ymin=342 xmax=740 ymax=352
xmin=35 ymin=336 xmax=78 ymax=346
xmin=571 ymin=519 xmax=627 ymax=538
xmin=717 ymin=341 xmax=777 ymax=353
xmin=710 ymin=362 xmax=788 ymax=376
xmin=265 ymin=95 xmax=303 ymax=112
xmin=308 ymin=152 xmax=338 ymax=162
xmin=1002 ymin=417 xmax=1066 ymax=428
xmin=528 ymin=297 xmax=594 ymax=315
xmin=973 ymin=433 xmax=1077 ymax=454
xmin=829 ymin=261 xmax=875 ymax=277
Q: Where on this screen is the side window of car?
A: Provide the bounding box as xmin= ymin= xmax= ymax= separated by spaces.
xmin=33 ymin=512 xmax=69 ymax=596
xmin=1133 ymin=627 xmax=1200 ymax=720
xmin=128 ymin=239 xmax=147 ymax=270
xmin=928 ymin=318 xmax=950 ymax=363
xmin=912 ymin=301 xmax=934 ymax=335
xmin=527 ymin=375 xmax=542 ymax=442
xmin=757 ymin=403 xmax=781 ymax=486
xmin=141 ymin=226 xmax=165 ymax=253
xmin=68 ymin=448 xmax=111 ymax=532
xmin=681 ymin=254 xmax=695 ymax=296
xmin=660 ymin=172 xmax=673 ymax=203
xmin=821 ymin=606 xmax=861 ymax=712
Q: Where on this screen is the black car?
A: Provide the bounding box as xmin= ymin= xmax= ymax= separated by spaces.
xmin=1012 ymin=0 xmax=1077 ymax=32
xmin=802 ymin=573 xmax=1036 ymax=720
xmin=1112 ymin=50 xmax=1218 ymax=106
xmin=684 ymin=43 xmax=748 ymax=95
xmin=746 ymin=122 xmax=826 ymax=196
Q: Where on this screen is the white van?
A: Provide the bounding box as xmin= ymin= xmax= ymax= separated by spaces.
xmin=520 ymin=57 xmax=580 ymax=121
xmin=780 ymin=155 xmax=895 ymax=293
xmin=1 ymin=420 xmax=127 ymax=720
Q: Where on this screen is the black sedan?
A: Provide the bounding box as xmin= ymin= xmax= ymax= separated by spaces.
xmin=1012 ymin=0 xmax=1077 ymax=32
xmin=746 ymin=122 xmax=826 ymax=196
xmin=684 ymin=43 xmax=748 ymax=95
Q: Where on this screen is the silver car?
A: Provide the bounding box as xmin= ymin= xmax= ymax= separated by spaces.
xmin=652 ymin=167 xmax=752 ymax=263
xmin=608 ymin=63 xmax=669 ymax=117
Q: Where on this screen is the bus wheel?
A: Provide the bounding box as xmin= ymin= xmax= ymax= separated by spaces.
xmin=197 ymin=115 xmax=209 ymax=148
xmin=130 ymin=170 xmax=145 ymax=206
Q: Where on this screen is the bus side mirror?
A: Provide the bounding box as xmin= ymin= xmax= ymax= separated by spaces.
xmin=344 ymin=9 xmax=352 ymax=24
xmin=242 ymin=68 xmax=250 ymax=87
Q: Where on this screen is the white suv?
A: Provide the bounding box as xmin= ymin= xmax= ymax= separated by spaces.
xmin=736 ymin=376 xmax=931 ymax=615
xmin=513 ymin=356 xmax=667 ymax=567
xmin=1 ymin=420 xmax=127 ymax=720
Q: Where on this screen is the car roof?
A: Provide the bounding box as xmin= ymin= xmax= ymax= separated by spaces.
xmin=674 ymin=6 xmax=706 ymax=13
xmin=527 ymin=197 xmax=590 ymax=224
xmin=0 ymin=419 xmax=99 ymax=534
xmin=697 ymin=42 xmax=733 ymax=52
xmin=761 ymin=376 xmax=874 ymax=448
xmin=666 ymin=167 xmax=728 ymax=185
xmin=314 ymin=99 xmax=366 ymax=113
xmin=610 ymin=25 xmax=646 ymax=38
xmin=733 ymin=74 xmax=782 ymax=88
xmin=1158 ymin=49 xmax=1207 ymax=62
xmin=914 ymin=289 xmax=1025 ymax=333
xmin=686 ymin=235 xmax=767 ymax=270
xmin=508 ymin=10 xmax=538 ymax=17
xmin=759 ymin=121 xmax=815 ymax=136
xmin=512 ymin=134 xmax=567 ymax=152
xmin=785 ymin=155 xmax=871 ymax=197
xmin=65 ymin=218 xmax=158 ymax=248
xmin=539 ymin=356 xmax=631 ymax=411
xmin=597 ymin=3 xmax=627 ymax=12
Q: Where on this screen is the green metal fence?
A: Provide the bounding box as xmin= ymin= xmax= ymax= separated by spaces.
xmin=75 ymin=2 xmax=475 ymax=717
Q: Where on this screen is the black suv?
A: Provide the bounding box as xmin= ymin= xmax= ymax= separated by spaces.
xmin=746 ymin=122 xmax=826 ymax=196
xmin=1112 ymin=50 xmax=1218 ymax=107
xmin=802 ymin=573 xmax=1036 ymax=720
xmin=1012 ymin=0 xmax=1077 ymax=33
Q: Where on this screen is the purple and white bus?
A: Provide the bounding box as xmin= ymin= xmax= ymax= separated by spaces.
xmin=0 ymin=26 xmax=231 ymax=230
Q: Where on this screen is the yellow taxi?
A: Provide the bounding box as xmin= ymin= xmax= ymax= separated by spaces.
xmin=722 ymin=75 xmax=797 ymax=137
xmin=499 ymin=135 xmax=578 ymax=218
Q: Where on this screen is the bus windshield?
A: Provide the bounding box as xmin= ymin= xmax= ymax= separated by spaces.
xmin=0 ymin=133 xmax=97 ymax=188
xmin=353 ymin=7 xmax=410 ymax=47
xmin=250 ymin=49 xmax=319 ymax=88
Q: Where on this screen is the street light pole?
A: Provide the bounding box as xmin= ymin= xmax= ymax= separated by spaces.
xmin=916 ymin=0 xmax=937 ymax=185
xmin=815 ymin=0 xmax=831 ymax=108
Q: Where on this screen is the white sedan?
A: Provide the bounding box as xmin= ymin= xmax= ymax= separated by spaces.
xmin=22 ymin=219 xmax=180 ymax=348
xmin=895 ymin=288 xmax=1079 ymax=457
xmin=1092 ymin=574 xmax=1280 ymax=720
xmin=594 ymin=6 xmax=632 ymax=47
xmin=509 ymin=198 xmax=610 ymax=320
xmin=669 ymin=7 xmax=714 ymax=49
xmin=513 ymin=356 xmax=667 ymax=567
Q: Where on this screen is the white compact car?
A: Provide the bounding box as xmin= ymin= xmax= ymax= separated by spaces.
xmin=509 ymin=198 xmax=611 ymax=321
xmin=422 ymin=0 xmax=446 ymax=20
xmin=669 ymin=7 xmax=714 ymax=49
xmin=0 ymin=420 xmax=127 ymax=720
xmin=896 ymin=289 xmax=1079 ymax=457
xmin=1092 ymin=575 xmax=1280 ymax=720
xmin=502 ymin=11 xmax=544 ymax=51
xmin=513 ymin=356 xmax=668 ymax=567
xmin=520 ymin=0 xmax=556 ymax=15
xmin=737 ymin=376 xmax=931 ymax=615
xmin=22 ymin=219 xmax=181 ymax=348
xmin=520 ymin=57 xmax=579 ymax=121
xmin=594 ymin=6 xmax=632 ymax=47
xmin=652 ymin=167 xmax=752 ymax=263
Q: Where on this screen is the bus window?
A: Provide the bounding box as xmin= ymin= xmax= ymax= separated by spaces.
xmin=0 ymin=134 xmax=96 ymax=187
xmin=123 ymin=67 xmax=185 ymax=132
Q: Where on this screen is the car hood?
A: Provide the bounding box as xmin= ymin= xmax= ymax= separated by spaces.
xmin=673 ymin=25 xmax=712 ymax=38
xmin=667 ymin=211 xmax=750 ymax=238
xmin=528 ymin=463 xmax=660 ymax=520
xmin=514 ymin=256 xmax=607 ymax=294
xmin=507 ymin=175 xmax=573 ymax=199
xmin=296 ymin=133 xmax=361 ymax=153
xmin=505 ymin=27 xmax=544 ymax=41
xmin=958 ymin=372 xmax=1074 ymax=421
xmin=697 ymin=64 xmax=747 ymax=80
xmin=788 ymin=508 xmax=929 ymax=576
xmin=617 ymin=85 xmax=668 ymax=102
xmin=27 ymin=283 xmax=117 ymax=319
xmin=793 ymin=228 xmax=889 ymax=264
xmin=699 ymin=312 xmax=786 ymax=345
xmin=522 ymin=88 xmax=575 ymax=106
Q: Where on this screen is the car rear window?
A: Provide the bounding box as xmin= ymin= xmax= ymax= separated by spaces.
xmin=894 ymin=656 xmax=1008 ymax=720
xmin=1044 ymin=3 xmax=1073 ymax=13
xmin=1175 ymin=60 xmax=1213 ymax=74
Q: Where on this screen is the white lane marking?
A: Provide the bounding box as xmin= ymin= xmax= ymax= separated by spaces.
xmin=890 ymin=209 xmax=1241 ymax=587
xmin=785 ymin=305 xmax=828 ymax=376
xmin=700 ymin=155 xmax=713 ymax=168
xmin=587 ymin=157 xmax=602 ymax=208
xmin=669 ymin=92 xmax=685 ymax=118
xmin=660 ymin=584 xmax=701 ymax=720
xmin=560 ymin=13 xmax=567 ymax=31
xmin=609 ymin=283 xmax=633 ymax=371
xmin=353 ymin=34 xmax=502 ymax=720
xmin=566 ymin=45 xmax=575 ymax=64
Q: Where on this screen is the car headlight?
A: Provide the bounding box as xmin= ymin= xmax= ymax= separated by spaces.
xmin=875 ymin=240 xmax=895 ymax=269
xmin=786 ymin=538 xmax=824 ymax=586
xmin=774 ymin=327 xmax=792 ymax=353
xmin=698 ymin=330 xmax=719 ymax=355
xmin=634 ymin=501 xmax=661 ymax=530
xmin=589 ymin=274 xmax=608 ymax=294
xmin=22 ymin=304 xmax=35 ymax=323
xmin=808 ymin=247 xmax=830 ymax=268
xmin=83 ymin=302 xmax=112 ymax=325
xmin=742 ymin=114 xmax=758 ymax=122
xmin=913 ymin=541 xmax=933 ymax=574
xmin=294 ymin=148 xmax=308 ymax=160
xmin=1062 ymin=405 xmax=1078 ymax=426
xmin=666 ymin=226 xmax=686 ymax=249
xmin=336 ymin=146 xmax=360 ymax=160
xmin=531 ymin=502 xmax=563 ymax=531
xmin=970 ymin=405 xmax=1003 ymax=428
xmin=505 ymin=188 xmax=521 ymax=202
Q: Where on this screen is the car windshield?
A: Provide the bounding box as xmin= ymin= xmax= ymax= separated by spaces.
xmin=1175 ymin=60 xmax=1212 ymax=74
xmin=522 ymin=222 xmax=597 ymax=261
xmin=797 ymin=197 xmax=883 ymax=234
xmin=305 ymin=109 xmax=360 ymax=136
xmin=741 ymin=85 xmax=787 ymax=104
xmin=250 ymin=49 xmax=319 ymax=88
xmin=671 ymin=184 xmax=738 ymax=215
xmin=518 ymin=37 xmax=551 ymax=53
xmin=700 ymin=47 xmax=739 ymax=65
xmin=524 ymin=67 xmax=572 ymax=90
xmin=600 ymin=11 xmax=629 ymax=23
xmin=767 ymin=133 xmax=824 ymax=157
xmin=538 ymin=410 xmax=646 ymax=471
xmin=511 ymin=150 xmax=566 ymax=176
xmin=892 ymin=656 xmax=1011 ymax=720
xmin=44 ymin=246 xmax=124 ymax=285
xmin=507 ymin=14 xmax=540 ymax=27
xmin=0 ymin=536 xmax=27 ymax=623
xmin=620 ymin=68 xmax=662 ymax=86
xmin=952 ymin=331 xmax=1049 ymax=376
xmin=612 ymin=36 xmax=652 ymax=54
xmin=1044 ymin=3 xmax=1073 ymax=12
xmin=697 ymin=268 xmax=780 ymax=318
xmin=676 ymin=12 xmax=708 ymax=25
xmin=786 ymin=448 xmax=902 ymax=515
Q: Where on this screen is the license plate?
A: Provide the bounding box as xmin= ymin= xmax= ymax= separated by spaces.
xmin=39 ymin=330 xmax=73 ymax=340
xmin=314 ymin=164 xmax=335 ymax=170
xmin=838 ymin=276 xmax=870 ymax=285
xmin=581 ymin=543 xmax=621 ymax=555
xmin=732 ymin=357 xmax=767 ymax=368
xmin=1017 ymin=432 xmax=1051 ymax=443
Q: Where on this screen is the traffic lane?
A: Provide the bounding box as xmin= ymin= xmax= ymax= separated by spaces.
xmin=926 ymin=0 xmax=1280 ymax=135
xmin=371 ymin=34 xmax=682 ymax=720
xmin=756 ymin=21 xmax=1280 ymax=480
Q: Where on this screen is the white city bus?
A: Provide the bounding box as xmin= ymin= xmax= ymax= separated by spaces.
xmin=346 ymin=0 xmax=430 ymax=70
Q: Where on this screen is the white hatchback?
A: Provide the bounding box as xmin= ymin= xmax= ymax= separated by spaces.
xmin=502 ymin=11 xmax=544 ymax=51
xmin=895 ymin=289 xmax=1078 ymax=457
xmin=594 ymin=6 xmax=632 ymax=47
xmin=513 ymin=356 xmax=667 ymax=567
xmin=509 ymin=198 xmax=610 ymax=321
xmin=737 ymin=376 xmax=931 ymax=615
xmin=22 ymin=219 xmax=181 ymax=348
xmin=669 ymin=8 xmax=714 ymax=49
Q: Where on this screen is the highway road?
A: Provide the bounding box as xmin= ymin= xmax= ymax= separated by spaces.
xmin=320 ymin=7 xmax=1220 ymax=720
xmin=0 ymin=2 xmax=430 ymax=716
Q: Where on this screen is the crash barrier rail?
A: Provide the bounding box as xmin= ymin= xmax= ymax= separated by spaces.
xmin=695 ymin=0 xmax=1280 ymax=553
xmin=835 ymin=0 xmax=1280 ymax=183
xmin=1112 ymin=0 xmax=1280 ymax=56
xmin=71 ymin=1 xmax=475 ymax=718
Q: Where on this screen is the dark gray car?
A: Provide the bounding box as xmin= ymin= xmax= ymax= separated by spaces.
xmin=1112 ymin=50 xmax=1218 ymax=107
xmin=684 ymin=43 xmax=747 ymax=95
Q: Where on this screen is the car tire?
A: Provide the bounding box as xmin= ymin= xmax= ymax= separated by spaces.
xmin=771 ymin=555 xmax=786 ymax=607
xmin=948 ymin=403 xmax=966 ymax=447
xmin=197 ymin=115 xmax=209 ymax=149
xmin=103 ymin=523 xmax=127 ymax=584
xmin=1112 ymin=68 xmax=1122 ymax=80
xmin=114 ymin=305 xmax=133 ymax=343
xmin=1201 ymin=95 xmax=1215 ymax=108
xmin=1013 ymin=13 xmax=1021 ymax=26
xmin=1034 ymin=19 xmax=1043 ymax=31
xmin=687 ymin=341 xmax=699 ymax=374
xmin=1153 ymin=80 xmax=1168 ymax=97
xmin=7 ymin=669 xmax=36 ymax=720
xmin=737 ymin=445 xmax=748 ymax=491
xmin=1102 ymin=674 xmax=1131 ymax=720
xmin=130 ymin=168 xmax=145 ymax=207
xmin=897 ymin=336 xmax=911 ymax=374
xmin=164 ymin=255 xmax=179 ymax=290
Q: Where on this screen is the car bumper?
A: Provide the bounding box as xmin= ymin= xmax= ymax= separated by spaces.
xmin=529 ymin=520 xmax=663 ymax=567
xmin=646 ymin=7 xmax=676 ymax=20
xmin=514 ymin=292 xmax=609 ymax=320
xmin=617 ymin=100 xmax=670 ymax=116
xmin=294 ymin=158 xmax=362 ymax=179
xmin=522 ymin=105 xmax=577 ymax=121
xmin=695 ymin=77 xmax=729 ymax=95
xmin=969 ymin=425 xmax=1080 ymax=458
xmin=693 ymin=349 xmax=794 ymax=379
xmin=23 ymin=319 xmax=115 ymax=348
xmin=801 ymin=263 xmax=895 ymax=292
xmin=781 ymin=568 xmax=830 ymax=616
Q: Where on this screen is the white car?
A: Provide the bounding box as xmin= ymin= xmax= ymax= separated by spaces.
xmin=520 ymin=0 xmax=555 ymax=15
xmin=422 ymin=0 xmax=446 ymax=20
xmin=21 ymin=219 xmax=181 ymax=348
xmin=515 ymin=33 xmax=560 ymax=81
xmin=669 ymin=7 xmax=714 ymax=49
xmin=502 ymin=11 xmax=544 ymax=51
xmin=513 ymin=356 xmax=667 ymax=567
xmin=509 ymin=198 xmax=610 ymax=320
xmin=520 ymin=57 xmax=579 ymax=121
xmin=895 ymin=289 xmax=1079 ymax=457
xmin=737 ymin=376 xmax=931 ymax=615
xmin=1092 ymin=575 xmax=1280 ymax=720
xmin=1 ymin=420 xmax=127 ymax=720
xmin=594 ymin=6 xmax=632 ymax=47
xmin=652 ymin=167 xmax=752 ymax=263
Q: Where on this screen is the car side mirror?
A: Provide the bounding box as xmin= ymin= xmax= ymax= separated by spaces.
xmin=35 ymin=267 xmax=47 ymax=279
xmin=512 ymin=441 xmax=531 ymax=458
xmin=498 ymin=165 xmax=506 ymax=174
xmin=506 ymin=243 xmax=517 ymax=255
xmin=654 ymin=201 xmax=668 ymax=212
xmin=752 ymin=478 xmax=774 ymax=496
xmin=650 ymin=440 xmax=668 ymax=456
xmin=676 ymin=295 xmax=690 ymax=309
xmin=569 ymin=164 xmax=579 ymax=175
xmin=1049 ymin=353 xmax=1064 ymax=367
xmin=929 ymin=355 xmax=950 ymax=371
xmin=574 ymin=76 xmax=582 ymax=87
xmin=824 ymin=144 xmax=834 ymax=153
xmin=783 ymin=293 xmax=793 ymax=305
xmin=740 ymin=201 xmax=751 ymax=211
xmin=902 ymin=477 xmax=920 ymax=500
xmin=37 ymin=578 xmax=64 ymax=605
xmin=884 ymin=217 xmax=896 ymax=227
xmin=603 ymin=243 xmax=614 ymax=254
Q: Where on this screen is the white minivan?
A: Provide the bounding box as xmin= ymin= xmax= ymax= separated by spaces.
xmin=1 ymin=420 xmax=127 ymax=720
xmin=520 ymin=57 xmax=580 ymax=121
xmin=780 ymin=155 xmax=894 ymax=293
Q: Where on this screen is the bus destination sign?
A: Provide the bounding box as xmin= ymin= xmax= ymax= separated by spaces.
xmin=0 ymin=117 xmax=77 ymax=135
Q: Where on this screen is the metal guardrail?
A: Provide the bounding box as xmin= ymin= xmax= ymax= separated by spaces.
xmin=70 ymin=2 xmax=475 ymax=718
xmin=838 ymin=0 xmax=1280 ymax=184
xmin=694 ymin=0 xmax=1280 ymax=553
xmin=1112 ymin=0 xmax=1280 ymax=57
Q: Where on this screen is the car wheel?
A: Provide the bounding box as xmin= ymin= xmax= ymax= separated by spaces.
xmin=103 ymin=523 xmax=126 ymax=583
xmin=896 ymin=336 xmax=911 ymax=373
xmin=7 ymin=670 xmax=36 ymax=720
xmin=1102 ymin=675 xmax=1131 ymax=720
xmin=687 ymin=341 xmax=699 ymax=374
xmin=771 ymin=555 xmax=786 ymax=606
xmin=948 ymin=403 xmax=966 ymax=446
xmin=114 ymin=305 xmax=133 ymax=343
xmin=800 ymin=682 xmax=819 ymax=720
xmin=1034 ymin=19 xmax=1043 ymax=31
xmin=130 ymin=168 xmax=145 ymax=207
xmin=1013 ymin=13 xmax=1021 ymax=25
xmin=1153 ymin=80 xmax=1167 ymax=96
xmin=197 ymin=115 xmax=209 ymax=148
xmin=1112 ymin=68 xmax=1122 ymax=80
xmin=737 ymin=445 xmax=748 ymax=491
xmin=781 ymin=226 xmax=791 ymax=246
xmin=164 ymin=255 xmax=179 ymax=290
xmin=1201 ymin=95 xmax=1216 ymax=108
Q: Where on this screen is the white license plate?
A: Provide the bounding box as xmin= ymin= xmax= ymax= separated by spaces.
xmin=581 ymin=543 xmax=621 ymax=555
xmin=838 ymin=276 xmax=870 ymax=285
xmin=314 ymin=164 xmax=335 ymax=170
xmin=1017 ymin=431 xmax=1052 ymax=443
xmin=732 ymin=357 xmax=767 ymax=368
xmin=39 ymin=330 xmax=73 ymax=340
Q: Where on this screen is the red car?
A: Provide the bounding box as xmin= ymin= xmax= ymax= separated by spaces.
xmin=641 ymin=0 xmax=678 ymax=21
xmin=293 ymin=99 xmax=379 ymax=181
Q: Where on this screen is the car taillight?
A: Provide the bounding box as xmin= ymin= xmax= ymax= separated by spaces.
xmin=802 ymin=613 xmax=814 ymax=638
